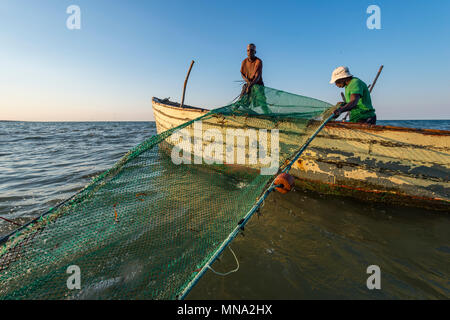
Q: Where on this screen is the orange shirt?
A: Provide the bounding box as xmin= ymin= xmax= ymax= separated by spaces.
xmin=241 ymin=57 xmax=264 ymax=85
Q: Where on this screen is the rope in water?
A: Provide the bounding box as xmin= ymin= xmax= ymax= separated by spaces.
xmin=178 ymin=182 xmax=282 ymax=299
xmin=0 ymin=216 xmax=23 ymax=227
xmin=207 ymin=246 xmax=240 ymax=276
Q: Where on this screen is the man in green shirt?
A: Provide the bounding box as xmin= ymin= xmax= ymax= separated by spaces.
xmin=330 ymin=66 xmax=377 ymax=124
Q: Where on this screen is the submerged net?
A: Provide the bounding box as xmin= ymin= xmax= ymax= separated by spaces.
xmin=0 ymin=85 xmax=334 ymax=299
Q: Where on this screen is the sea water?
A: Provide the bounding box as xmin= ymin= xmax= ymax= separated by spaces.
xmin=0 ymin=120 xmax=448 ymax=299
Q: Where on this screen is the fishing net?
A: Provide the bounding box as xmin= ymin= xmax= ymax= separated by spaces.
xmin=0 ymin=85 xmax=335 ymax=300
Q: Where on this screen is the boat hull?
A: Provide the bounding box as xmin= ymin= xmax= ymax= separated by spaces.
xmin=152 ymin=97 xmax=450 ymax=210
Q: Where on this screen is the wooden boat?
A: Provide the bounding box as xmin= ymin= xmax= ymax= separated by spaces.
xmin=152 ymin=97 xmax=450 ymax=210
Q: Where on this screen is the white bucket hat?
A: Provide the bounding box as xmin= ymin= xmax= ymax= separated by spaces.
xmin=330 ymin=66 xmax=353 ymax=84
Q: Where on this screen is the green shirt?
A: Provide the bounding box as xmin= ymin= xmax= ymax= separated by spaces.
xmin=345 ymin=77 xmax=376 ymax=122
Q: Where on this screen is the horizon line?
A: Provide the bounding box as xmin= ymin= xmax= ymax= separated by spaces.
xmin=2 ymin=119 xmax=450 ymax=123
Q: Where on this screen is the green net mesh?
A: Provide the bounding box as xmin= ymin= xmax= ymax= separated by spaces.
xmin=0 ymin=85 xmax=334 ymax=299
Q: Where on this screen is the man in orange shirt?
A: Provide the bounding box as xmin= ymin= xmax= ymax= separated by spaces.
xmin=241 ymin=43 xmax=264 ymax=95
xmin=239 ymin=43 xmax=269 ymax=113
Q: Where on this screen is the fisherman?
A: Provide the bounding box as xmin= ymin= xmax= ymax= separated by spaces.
xmin=330 ymin=66 xmax=377 ymax=124
xmin=241 ymin=43 xmax=264 ymax=95
xmin=240 ymin=43 xmax=269 ymax=113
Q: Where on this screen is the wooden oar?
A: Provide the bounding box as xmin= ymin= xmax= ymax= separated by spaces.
xmin=368 ymin=65 xmax=384 ymax=93
xmin=180 ymin=60 xmax=195 ymax=108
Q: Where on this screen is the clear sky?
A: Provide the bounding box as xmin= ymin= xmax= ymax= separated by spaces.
xmin=1 ymin=0 xmax=449 ymax=121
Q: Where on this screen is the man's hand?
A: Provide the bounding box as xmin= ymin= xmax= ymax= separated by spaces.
xmin=333 ymin=108 xmax=342 ymax=118
xmin=333 ymin=102 xmax=345 ymax=118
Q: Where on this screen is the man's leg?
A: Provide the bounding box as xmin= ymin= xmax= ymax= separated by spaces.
xmin=356 ymin=115 xmax=376 ymax=125
xmin=365 ymin=115 xmax=377 ymax=125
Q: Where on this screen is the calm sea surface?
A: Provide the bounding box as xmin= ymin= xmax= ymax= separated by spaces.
xmin=0 ymin=120 xmax=449 ymax=299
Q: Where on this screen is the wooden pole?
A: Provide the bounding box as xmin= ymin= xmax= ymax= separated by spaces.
xmin=369 ymin=65 xmax=384 ymax=93
xmin=181 ymin=60 xmax=195 ymax=108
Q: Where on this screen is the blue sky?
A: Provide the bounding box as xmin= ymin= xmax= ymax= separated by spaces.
xmin=0 ymin=0 xmax=449 ymax=121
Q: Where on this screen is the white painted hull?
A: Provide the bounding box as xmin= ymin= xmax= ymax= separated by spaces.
xmin=152 ymin=98 xmax=450 ymax=210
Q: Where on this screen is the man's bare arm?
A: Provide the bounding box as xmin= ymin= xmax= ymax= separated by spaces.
xmin=241 ymin=62 xmax=251 ymax=84
xmin=340 ymin=94 xmax=360 ymax=112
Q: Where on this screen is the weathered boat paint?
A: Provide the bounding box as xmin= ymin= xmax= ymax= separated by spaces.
xmin=152 ymin=98 xmax=450 ymax=210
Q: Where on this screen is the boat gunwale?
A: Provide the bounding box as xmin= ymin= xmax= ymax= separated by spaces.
xmin=152 ymin=97 xmax=450 ymax=136
xmin=152 ymin=97 xmax=209 ymax=113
